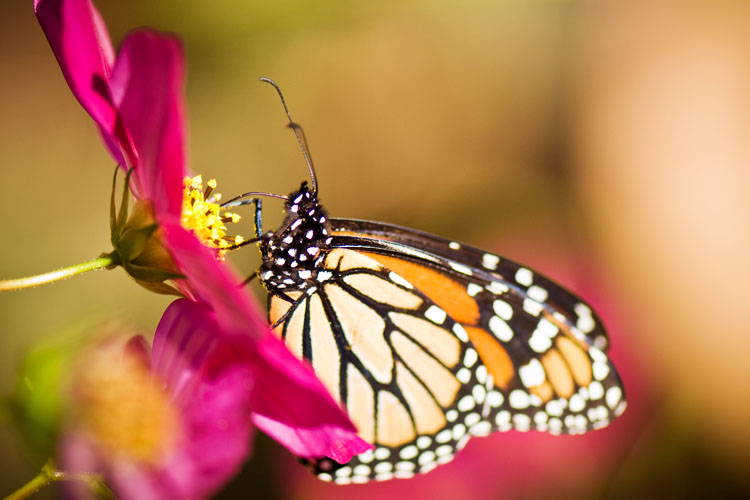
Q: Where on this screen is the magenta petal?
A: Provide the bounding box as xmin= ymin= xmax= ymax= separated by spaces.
xmin=161 ymin=224 xmax=266 ymax=331
xmin=247 ymin=334 xmax=373 ymax=462
xmin=34 ymin=0 xmax=130 ymax=166
xmin=152 ymin=299 xmax=254 ymax=498
xmin=167 ymin=364 xmax=254 ymax=497
xmin=111 ymin=31 xmax=187 ymax=220
xmin=152 ymin=299 xmax=220 ymax=404
xmin=160 ymin=226 xmax=371 ymax=461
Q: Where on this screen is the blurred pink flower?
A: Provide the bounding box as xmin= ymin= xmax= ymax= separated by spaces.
xmin=61 ymin=311 xmax=254 ymax=500
xmin=35 ymin=0 xmax=370 ymax=471
xmin=61 ymin=298 xmax=370 ymax=500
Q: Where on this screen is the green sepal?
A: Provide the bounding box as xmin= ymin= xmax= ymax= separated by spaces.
xmin=112 ymin=168 xmax=135 ymax=244
xmin=106 ymin=168 xmax=184 ymax=296
xmin=117 ymin=223 xmax=159 ymax=262
xmin=122 ymin=261 xmax=185 ymax=283
xmin=109 ymin=166 xmax=119 ymax=238
xmin=135 ymin=279 xmax=184 ymax=296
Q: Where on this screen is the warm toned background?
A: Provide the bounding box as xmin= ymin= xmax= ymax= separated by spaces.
xmin=1 ymin=0 xmax=749 ymax=498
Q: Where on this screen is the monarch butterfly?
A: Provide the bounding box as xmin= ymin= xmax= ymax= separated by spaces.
xmin=230 ymin=79 xmax=626 ymax=484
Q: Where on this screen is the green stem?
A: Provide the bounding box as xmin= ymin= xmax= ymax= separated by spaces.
xmin=0 ymin=253 xmax=120 ymax=292
xmin=2 ymin=460 xmax=102 ymax=500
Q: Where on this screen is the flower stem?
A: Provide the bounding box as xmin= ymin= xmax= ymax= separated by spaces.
xmin=0 ymin=254 xmax=120 ymax=292
xmin=2 ymin=459 xmax=103 ymax=500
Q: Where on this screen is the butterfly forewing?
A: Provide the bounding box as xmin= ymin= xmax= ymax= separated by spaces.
xmin=330 ymin=218 xmax=611 ymax=351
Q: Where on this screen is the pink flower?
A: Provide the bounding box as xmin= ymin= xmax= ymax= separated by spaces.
xmin=61 ymin=311 xmax=254 ymax=500
xmin=35 ymin=0 xmax=370 ymax=474
xmin=35 ymin=0 xmax=243 ymax=291
xmin=61 ymin=298 xmax=370 ymax=500
xmin=161 ymin=227 xmax=372 ymax=464
xmin=34 ymin=0 xmax=184 ymax=221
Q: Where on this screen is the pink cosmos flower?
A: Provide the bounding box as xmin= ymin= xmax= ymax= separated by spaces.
xmin=35 ymin=0 xmax=184 ymax=221
xmin=61 ymin=308 xmax=255 ymax=500
xmin=35 ymin=0 xmax=241 ymax=291
xmin=34 ymin=0 xmax=370 ymax=473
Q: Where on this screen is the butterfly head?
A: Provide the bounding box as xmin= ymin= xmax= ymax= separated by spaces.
xmin=258 ymin=182 xmax=333 ymax=293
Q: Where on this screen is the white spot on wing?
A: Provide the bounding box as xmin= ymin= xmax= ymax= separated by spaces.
xmin=492 ymin=299 xmax=513 ymax=320
xmin=523 ymin=298 xmax=544 ymax=316
xmin=463 ymin=348 xmax=478 ymax=367
xmin=449 ymin=262 xmax=473 ymax=276
xmin=456 ymin=367 xmax=471 ymax=383
xmin=588 ymin=381 xmax=604 ymax=400
xmin=489 ymin=316 xmax=513 ymax=341
xmin=388 ymin=272 xmax=414 ymax=289
xmin=593 ymin=361 xmax=610 ymax=381
xmin=527 ymin=285 xmax=549 ymax=302
xmin=606 ymin=386 xmax=623 ymax=409
xmin=425 ymin=305 xmax=447 ymax=324
xmin=519 ymin=359 xmax=545 ymax=387
xmin=515 ymin=267 xmax=533 ymax=286
xmin=509 ymin=390 xmax=530 ymax=409
xmin=482 ymin=253 xmax=500 ymax=270
xmin=453 ymin=324 xmax=469 ymax=342
xmin=399 ymin=445 xmax=418 ymax=460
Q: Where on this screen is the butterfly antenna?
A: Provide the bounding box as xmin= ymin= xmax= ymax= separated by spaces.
xmin=260 ymin=77 xmax=319 ymax=195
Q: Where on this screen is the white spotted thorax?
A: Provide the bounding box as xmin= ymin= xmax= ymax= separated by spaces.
xmin=258 ymin=182 xmax=332 ymax=293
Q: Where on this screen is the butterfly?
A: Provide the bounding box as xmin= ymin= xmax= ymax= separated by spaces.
xmin=231 ymin=78 xmax=626 ymax=484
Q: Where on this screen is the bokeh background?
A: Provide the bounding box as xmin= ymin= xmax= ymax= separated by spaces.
xmin=1 ymin=0 xmax=749 ymax=498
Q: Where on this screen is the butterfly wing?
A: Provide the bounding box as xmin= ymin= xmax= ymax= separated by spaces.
xmin=330 ymin=218 xmax=611 ymax=351
xmin=269 ymin=248 xmax=485 ymax=483
xmin=267 ymin=220 xmax=625 ymax=483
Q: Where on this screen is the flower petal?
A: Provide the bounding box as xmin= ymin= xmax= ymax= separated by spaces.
xmin=161 ymin=224 xmax=264 ymax=329
xmin=34 ymin=0 xmax=132 ymax=165
xmin=151 ymin=299 xmax=254 ymax=498
xmin=152 ymin=299 xmax=219 ymax=405
xmin=165 ymin=364 xmax=254 ymax=498
xmin=247 ymin=334 xmax=373 ymax=463
xmin=161 ymin=225 xmax=371 ymax=461
xmin=110 ymin=31 xmax=187 ymax=220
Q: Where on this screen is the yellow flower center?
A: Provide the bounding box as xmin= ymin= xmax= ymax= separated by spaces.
xmin=74 ymin=341 xmax=179 ymax=464
xmin=181 ymin=175 xmax=244 ymax=257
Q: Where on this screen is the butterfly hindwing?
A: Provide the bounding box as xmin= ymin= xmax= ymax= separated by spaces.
xmin=269 ymin=248 xmax=489 ymax=482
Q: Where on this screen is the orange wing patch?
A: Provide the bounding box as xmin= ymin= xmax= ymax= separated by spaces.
xmin=541 ymin=349 xmax=575 ymax=398
xmin=556 ymin=336 xmax=593 ymax=387
xmin=362 ymin=252 xmax=480 ymax=325
xmin=463 ymin=326 xmax=514 ymax=389
xmin=529 ymin=381 xmax=554 ymax=402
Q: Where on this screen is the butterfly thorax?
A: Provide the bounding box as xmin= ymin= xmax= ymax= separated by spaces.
xmin=258 ymin=182 xmax=333 ymax=294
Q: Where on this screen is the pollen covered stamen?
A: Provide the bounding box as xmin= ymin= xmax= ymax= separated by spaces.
xmin=181 ymin=175 xmax=244 ymax=257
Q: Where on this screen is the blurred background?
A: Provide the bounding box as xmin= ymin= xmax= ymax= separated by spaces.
xmin=1 ymin=0 xmax=749 ymax=498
